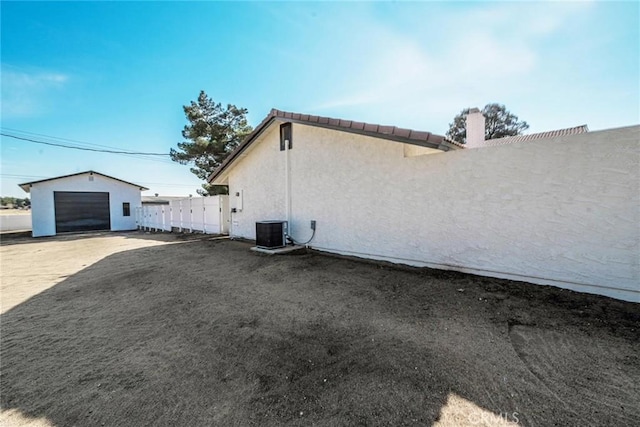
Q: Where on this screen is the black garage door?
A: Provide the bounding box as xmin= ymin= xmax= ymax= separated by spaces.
xmin=54 ymin=191 xmax=111 ymax=233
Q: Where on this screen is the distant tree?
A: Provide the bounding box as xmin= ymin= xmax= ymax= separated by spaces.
xmin=0 ymin=197 xmax=20 ymax=207
xmin=446 ymin=103 xmax=529 ymax=143
xmin=170 ymin=91 xmax=253 ymax=195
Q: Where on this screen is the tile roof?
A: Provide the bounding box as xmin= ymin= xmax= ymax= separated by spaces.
xmin=482 ymin=125 xmax=589 ymax=146
xmin=449 ymin=125 xmax=589 ymax=148
xmin=19 ymin=170 xmax=148 ymax=193
xmin=208 ymin=108 xmax=590 ymax=183
xmin=209 ymin=109 xmax=450 ymax=182
xmin=270 ymin=109 xmax=446 ymax=146
xmin=443 ymin=136 xmax=466 ymax=149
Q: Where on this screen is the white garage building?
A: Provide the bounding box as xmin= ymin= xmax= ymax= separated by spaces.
xmin=19 ymin=171 xmax=147 ymax=237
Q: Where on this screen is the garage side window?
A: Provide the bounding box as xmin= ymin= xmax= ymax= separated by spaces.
xmin=122 ymin=202 xmax=131 ymax=217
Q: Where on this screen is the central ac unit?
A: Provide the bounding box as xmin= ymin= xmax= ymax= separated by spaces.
xmin=256 ymin=220 xmax=288 ymax=249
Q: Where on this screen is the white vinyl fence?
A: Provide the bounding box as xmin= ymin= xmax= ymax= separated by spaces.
xmin=0 ymin=214 xmax=32 ymax=232
xmin=135 ymin=195 xmax=229 ymax=235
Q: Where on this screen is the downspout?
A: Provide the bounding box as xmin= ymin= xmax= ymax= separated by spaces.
xmin=284 ymin=134 xmax=291 ymax=232
xmin=278 ymin=123 xmax=316 ymax=248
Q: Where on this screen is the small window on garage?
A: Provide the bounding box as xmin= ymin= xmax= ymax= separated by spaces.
xmin=123 ymin=202 xmax=131 ymax=216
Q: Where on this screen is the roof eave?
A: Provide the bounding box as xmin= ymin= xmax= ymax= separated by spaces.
xmin=283 ymin=118 xmax=447 ymax=150
xmin=208 ymin=115 xmax=278 ymax=184
xmin=18 ymin=170 xmax=149 ymax=192
xmin=209 ymin=110 xmax=450 ymax=183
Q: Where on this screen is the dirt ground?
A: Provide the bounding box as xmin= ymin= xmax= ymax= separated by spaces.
xmin=1 ymin=232 xmax=638 ymax=426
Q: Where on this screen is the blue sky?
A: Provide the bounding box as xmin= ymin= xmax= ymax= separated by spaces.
xmin=1 ymin=1 xmax=638 ymax=198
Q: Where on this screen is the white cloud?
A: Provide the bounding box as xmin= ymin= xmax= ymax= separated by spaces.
xmin=304 ymin=1 xmax=596 ymax=131
xmin=1 ymin=66 xmax=69 ymax=118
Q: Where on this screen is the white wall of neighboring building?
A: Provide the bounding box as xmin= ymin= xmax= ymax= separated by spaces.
xmin=224 ymin=122 xmax=640 ymax=302
xmin=29 ymin=173 xmax=142 ymax=237
xmin=0 ymin=214 xmax=32 ymax=232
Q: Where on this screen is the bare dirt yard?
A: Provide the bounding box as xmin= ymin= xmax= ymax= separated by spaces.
xmin=1 ymin=232 xmax=638 ymax=426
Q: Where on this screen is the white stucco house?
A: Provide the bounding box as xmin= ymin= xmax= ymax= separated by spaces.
xmin=19 ymin=171 xmax=147 ymax=237
xmin=209 ymin=108 xmax=639 ymax=302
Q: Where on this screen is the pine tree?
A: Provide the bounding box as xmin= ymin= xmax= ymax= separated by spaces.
xmin=170 ymin=91 xmax=253 ymax=195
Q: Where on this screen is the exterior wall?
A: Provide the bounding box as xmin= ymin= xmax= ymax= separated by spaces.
xmin=226 ymin=123 xmax=640 ymax=302
xmin=227 ymin=125 xmax=286 ymax=239
xmin=29 ymin=173 xmax=142 ymax=237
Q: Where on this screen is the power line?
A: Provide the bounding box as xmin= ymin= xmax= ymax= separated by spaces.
xmin=0 ymin=127 xmax=183 ymax=166
xmin=0 ymin=174 xmax=48 ymax=179
xmin=2 ymin=126 xmax=164 ymax=153
xmin=2 ymin=127 xmax=126 ymax=149
xmin=1 ymin=133 xmax=170 ymax=156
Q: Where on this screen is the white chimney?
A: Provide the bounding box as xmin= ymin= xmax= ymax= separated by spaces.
xmin=466 ymin=108 xmax=485 ymax=147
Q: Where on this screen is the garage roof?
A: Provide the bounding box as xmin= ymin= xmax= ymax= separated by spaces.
xmin=19 ymin=170 xmax=149 ymax=193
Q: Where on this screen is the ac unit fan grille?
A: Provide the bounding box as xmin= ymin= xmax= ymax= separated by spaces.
xmin=256 ymin=221 xmax=287 ymax=249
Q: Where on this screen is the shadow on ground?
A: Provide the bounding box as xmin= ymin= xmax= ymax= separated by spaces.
xmin=0 ymin=229 xmax=209 ymax=247
xmin=1 ymin=238 xmax=639 ymax=426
